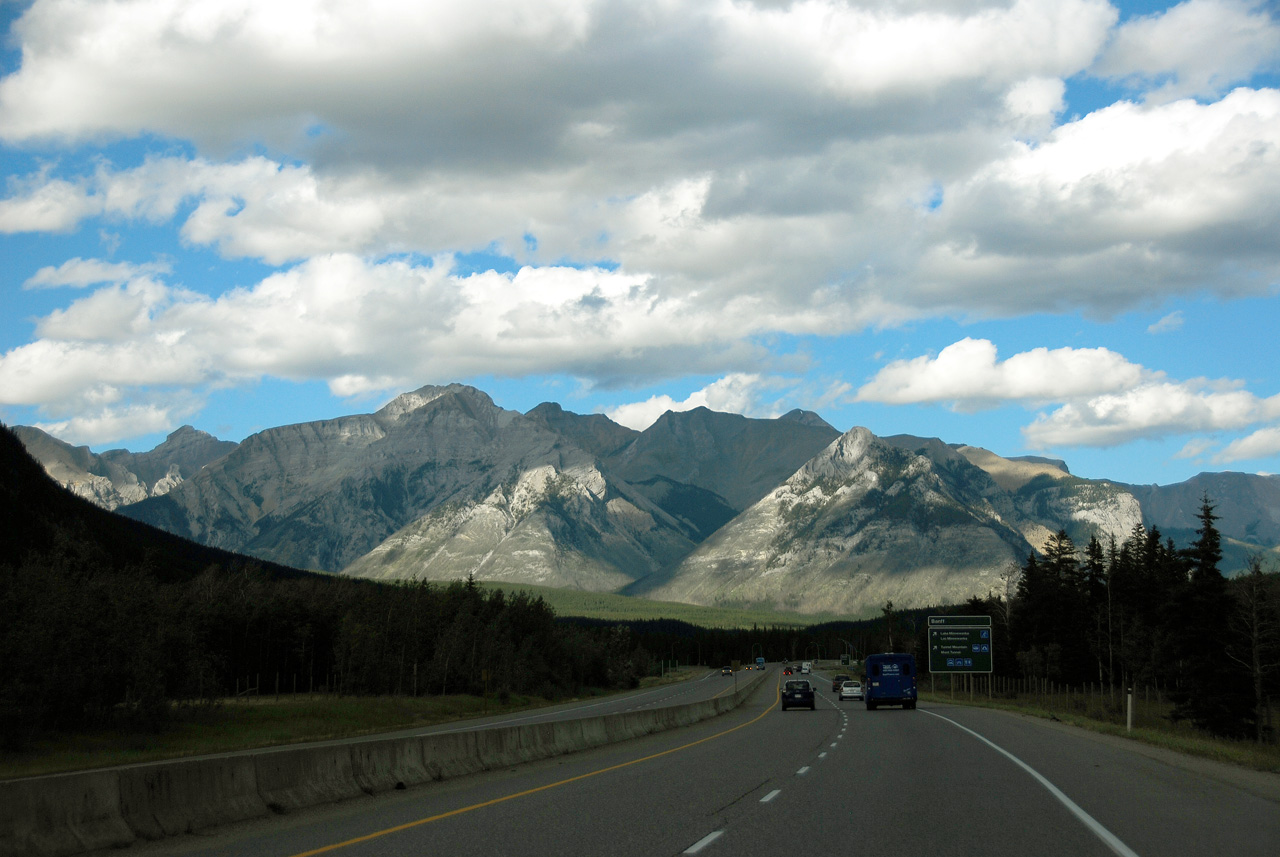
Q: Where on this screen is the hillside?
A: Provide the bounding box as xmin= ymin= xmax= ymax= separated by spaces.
xmin=0 ymin=422 xmax=309 ymax=584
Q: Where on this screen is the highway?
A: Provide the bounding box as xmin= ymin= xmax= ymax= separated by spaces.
xmin=101 ymin=665 xmax=1279 ymax=857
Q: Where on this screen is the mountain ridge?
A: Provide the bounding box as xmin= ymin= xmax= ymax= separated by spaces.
xmin=14 ymin=383 xmax=1280 ymax=614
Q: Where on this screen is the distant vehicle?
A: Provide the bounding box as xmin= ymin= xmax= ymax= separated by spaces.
xmin=831 ymin=674 xmax=850 ymax=693
xmin=782 ymin=667 xmax=793 ymax=675
xmin=721 ymin=666 xmax=733 ymax=676
xmin=839 ymin=680 xmax=863 ymax=701
xmin=864 ymin=653 xmax=917 ymax=710
xmin=781 ymin=679 xmax=816 ymax=711
xmin=800 ymin=662 xmax=812 ymax=674
xmin=756 ymin=656 xmax=766 ymax=670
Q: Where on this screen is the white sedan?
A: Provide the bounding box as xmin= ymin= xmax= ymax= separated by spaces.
xmin=839 ymin=680 xmax=864 ymax=701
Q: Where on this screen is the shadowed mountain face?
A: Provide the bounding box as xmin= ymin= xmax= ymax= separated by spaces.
xmin=11 ymin=425 xmax=236 ymax=509
xmin=15 ymin=383 xmax=1278 ymax=614
xmin=1124 ymin=472 xmax=1280 ymax=545
xmin=0 ymin=423 xmax=310 ymax=584
xmin=606 ymin=406 xmax=839 ymax=511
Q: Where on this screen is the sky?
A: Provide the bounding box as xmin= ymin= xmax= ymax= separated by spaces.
xmin=2 ymin=0 xmax=1280 ymax=487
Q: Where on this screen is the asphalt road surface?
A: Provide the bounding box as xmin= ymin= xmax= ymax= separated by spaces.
xmin=101 ymin=665 xmax=1279 ymax=857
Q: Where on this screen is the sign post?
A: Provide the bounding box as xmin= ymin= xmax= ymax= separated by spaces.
xmin=927 ymin=615 xmax=993 ymax=675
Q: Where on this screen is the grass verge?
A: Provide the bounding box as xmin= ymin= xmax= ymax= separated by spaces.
xmin=919 ymin=690 xmax=1280 ymax=774
xmin=1 ymin=667 xmax=705 ymax=781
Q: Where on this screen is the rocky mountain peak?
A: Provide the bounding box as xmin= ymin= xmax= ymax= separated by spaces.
xmin=778 ymin=408 xmax=836 ymax=430
xmin=791 ymin=426 xmax=876 ymax=482
xmin=377 ymin=383 xmax=475 ymax=421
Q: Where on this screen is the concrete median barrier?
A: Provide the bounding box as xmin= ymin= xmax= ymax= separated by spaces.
xmin=0 ymin=770 xmax=132 ymax=857
xmin=256 ymin=744 xmax=364 ymax=813
xmin=116 ymin=754 xmax=266 ymax=842
xmin=1 ymin=670 xmax=769 ymax=857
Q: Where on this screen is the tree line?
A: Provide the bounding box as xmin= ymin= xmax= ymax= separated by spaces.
xmin=950 ymin=497 xmax=1278 ymax=742
xmin=0 ymin=546 xmax=655 ymax=749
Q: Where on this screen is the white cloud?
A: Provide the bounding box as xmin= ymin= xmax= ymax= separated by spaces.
xmin=0 ymin=2 xmax=1274 ymax=331
xmin=855 ymin=338 xmax=1148 ymax=408
xmin=23 ymin=257 xmax=171 ymax=289
xmin=34 ymin=398 xmax=201 ymax=447
xmin=1 ymin=1 xmax=1279 ymax=453
xmin=1215 ymin=426 xmax=1280 ymax=463
xmin=928 ymin=89 xmax=1280 ymax=315
xmin=1024 ymin=380 xmax=1280 ymax=448
xmin=0 ymin=0 xmax=1115 ymax=152
xmin=0 ymin=177 xmax=101 ymax=232
xmin=604 ymin=373 xmax=794 ymax=430
xmin=1176 ymin=437 xmax=1216 ymax=459
xmin=1094 ymin=0 xmax=1280 ymax=101
xmin=855 ymin=337 xmax=1280 ymax=450
xmin=0 ymin=254 xmax=794 ymax=424
xmin=1147 ymin=311 xmax=1184 ymax=334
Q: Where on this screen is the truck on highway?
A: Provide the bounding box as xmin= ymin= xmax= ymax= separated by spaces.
xmin=864 ymin=653 xmax=917 ymax=710
xmin=756 ymin=656 xmax=765 ymax=670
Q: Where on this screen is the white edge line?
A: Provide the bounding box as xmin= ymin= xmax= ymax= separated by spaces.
xmin=796 ymin=766 xmax=810 ymax=775
xmin=685 ymin=829 xmax=724 ymax=854
xmin=761 ymin=789 xmax=781 ymax=803
xmin=920 ymin=710 xmax=1140 ymax=857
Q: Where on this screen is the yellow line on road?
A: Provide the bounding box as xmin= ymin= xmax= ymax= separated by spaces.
xmin=288 ymin=681 xmax=781 ymax=857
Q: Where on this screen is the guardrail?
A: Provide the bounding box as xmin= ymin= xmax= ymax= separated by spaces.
xmin=1 ymin=670 xmax=768 ymax=857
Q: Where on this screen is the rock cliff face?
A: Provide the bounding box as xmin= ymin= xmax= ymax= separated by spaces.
xmin=951 ymin=444 xmax=1142 ymax=549
xmin=643 ymin=428 xmax=1040 ymax=614
xmin=124 ymin=385 xmax=577 ymax=573
xmin=344 ymin=463 xmax=696 ymax=591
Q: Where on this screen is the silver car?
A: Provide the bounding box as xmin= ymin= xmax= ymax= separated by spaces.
xmin=839 ymin=680 xmax=864 ymax=701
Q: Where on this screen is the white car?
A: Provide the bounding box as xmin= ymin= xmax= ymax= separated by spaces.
xmin=839 ymin=680 xmax=864 ymax=701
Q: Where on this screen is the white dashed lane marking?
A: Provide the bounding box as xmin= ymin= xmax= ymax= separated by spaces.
xmin=684 ymin=830 xmax=724 ymax=854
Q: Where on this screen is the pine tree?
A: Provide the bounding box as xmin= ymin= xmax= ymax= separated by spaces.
xmin=1168 ymin=495 xmax=1252 ymax=737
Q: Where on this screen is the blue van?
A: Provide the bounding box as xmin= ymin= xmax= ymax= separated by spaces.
xmin=864 ymin=653 xmax=917 ymax=710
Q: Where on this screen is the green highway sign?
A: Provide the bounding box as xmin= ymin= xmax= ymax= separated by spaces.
xmin=928 ymin=616 xmax=993 ymax=673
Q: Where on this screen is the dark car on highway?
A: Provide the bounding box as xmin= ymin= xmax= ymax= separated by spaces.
xmin=781 ymin=679 xmax=816 ymax=711
xmin=831 ymin=674 xmax=850 ymax=693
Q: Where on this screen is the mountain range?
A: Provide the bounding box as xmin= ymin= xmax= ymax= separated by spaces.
xmin=14 ymin=383 xmax=1280 ymax=616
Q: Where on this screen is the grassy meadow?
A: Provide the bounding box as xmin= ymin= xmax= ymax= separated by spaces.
xmin=476 ymin=580 xmax=866 ymax=627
